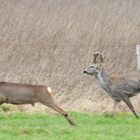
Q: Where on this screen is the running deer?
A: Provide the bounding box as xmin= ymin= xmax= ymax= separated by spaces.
xmin=0 ymin=82 xmax=75 ymax=125
xmin=84 ymin=52 xmax=140 ymax=118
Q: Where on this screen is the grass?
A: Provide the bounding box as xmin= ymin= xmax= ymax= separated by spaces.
xmin=0 ymin=112 xmax=139 ymax=140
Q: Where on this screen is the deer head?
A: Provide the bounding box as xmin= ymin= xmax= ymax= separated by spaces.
xmin=84 ymin=52 xmax=105 ymax=76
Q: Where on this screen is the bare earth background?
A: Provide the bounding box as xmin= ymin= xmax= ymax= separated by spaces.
xmin=0 ymin=0 xmax=140 ymax=114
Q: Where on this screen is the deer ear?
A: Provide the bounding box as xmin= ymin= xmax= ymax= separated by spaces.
xmin=101 ymin=54 xmax=105 ymax=63
xmin=92 ymin=52 xmax=105 ymax=64
xmin=92 ymin=52 xmax=100 ymax=64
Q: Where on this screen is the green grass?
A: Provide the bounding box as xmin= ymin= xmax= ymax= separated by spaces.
xmin=0 ymin=112 xmax=140 ymax=140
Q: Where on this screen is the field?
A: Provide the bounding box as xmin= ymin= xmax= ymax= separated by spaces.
xmin=0 ymin=0 xmax=140 ymax=139
xmin=0 ymin=112 xmax=140 ymax=140
xmin=0 ymin=0 xmax=140 ymax=112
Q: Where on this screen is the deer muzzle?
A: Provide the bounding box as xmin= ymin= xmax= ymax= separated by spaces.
xmin=84 ymin=70 xmax=87 ymax=73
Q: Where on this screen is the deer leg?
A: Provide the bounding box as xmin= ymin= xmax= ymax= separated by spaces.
xmin=112 ymin=100 xmax=120 ymax=118
xmin=53 ymin=104 xmax=76 ymax=126
xmin=42 ymin=102 xmax=76 ymax=125
xmin=0 ymin=94 xmax=7 ymax=105
xmin=122 ymin=97 xmax=139 ymax=119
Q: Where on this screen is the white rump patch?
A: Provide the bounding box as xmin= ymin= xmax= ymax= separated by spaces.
xmin=47 ymin=87 xmax=52 ymax=92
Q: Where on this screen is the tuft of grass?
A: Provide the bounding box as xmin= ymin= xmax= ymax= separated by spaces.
xmin=0 ymin=104 xmax=12 ymax=112
xmin=0 ymin=112 xmax=139 ymax=140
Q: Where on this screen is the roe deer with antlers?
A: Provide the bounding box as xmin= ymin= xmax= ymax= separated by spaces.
xmin=84 ymin=52 xmax=140 ymax=118
xmin=0 ymin=82 xmax=75 ymax=125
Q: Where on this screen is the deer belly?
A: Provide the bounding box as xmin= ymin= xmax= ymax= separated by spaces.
xmin=4 ymin=90 xmax=35 ymax=104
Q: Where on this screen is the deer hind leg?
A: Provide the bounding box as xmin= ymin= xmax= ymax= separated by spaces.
xmin=112 ymin=100 xmax=120 ymax=118
xmin=42 ymin=102 xmax=76 ymax=125
xmin=0 ymin=94 xmax=7 ymax=105
xmin=52 ymin=104 xmax=76 ymax=126
xmin=122 ymin=97 xmax=139 ymax=119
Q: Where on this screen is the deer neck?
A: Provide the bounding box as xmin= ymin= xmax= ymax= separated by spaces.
xmin=95 ymin=69 xmax=112 ymax=93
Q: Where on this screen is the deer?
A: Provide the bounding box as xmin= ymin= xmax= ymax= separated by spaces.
xmin=0 ymin=82 xmax=75 ymax=125
xmin=84 ymin=52 xmax=140 ymax=118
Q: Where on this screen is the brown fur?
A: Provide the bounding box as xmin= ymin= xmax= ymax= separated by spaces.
xmin=0 ymin=82 xmax=75 ymax=125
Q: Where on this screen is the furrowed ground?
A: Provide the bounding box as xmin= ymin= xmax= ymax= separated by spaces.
xmin=0 ymin=112 xmax=140 ymax=140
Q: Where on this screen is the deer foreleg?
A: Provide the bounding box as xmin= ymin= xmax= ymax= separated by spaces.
xmin=112 ymin=100 xmax=120 ymax=118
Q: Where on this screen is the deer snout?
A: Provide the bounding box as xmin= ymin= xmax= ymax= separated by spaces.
xmin=84 ymin=70 xmax=87 ymax=73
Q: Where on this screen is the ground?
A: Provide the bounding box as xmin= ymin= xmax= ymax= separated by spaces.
xmin=0 ymin=112 xmax=140 ymax=140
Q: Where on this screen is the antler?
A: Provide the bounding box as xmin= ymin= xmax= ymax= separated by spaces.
xmin=92 ymin=52 xmax=105 ymax=64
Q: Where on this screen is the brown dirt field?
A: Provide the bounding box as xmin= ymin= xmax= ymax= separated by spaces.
xmin=0 ymin=0 xmax=140 ymax=114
